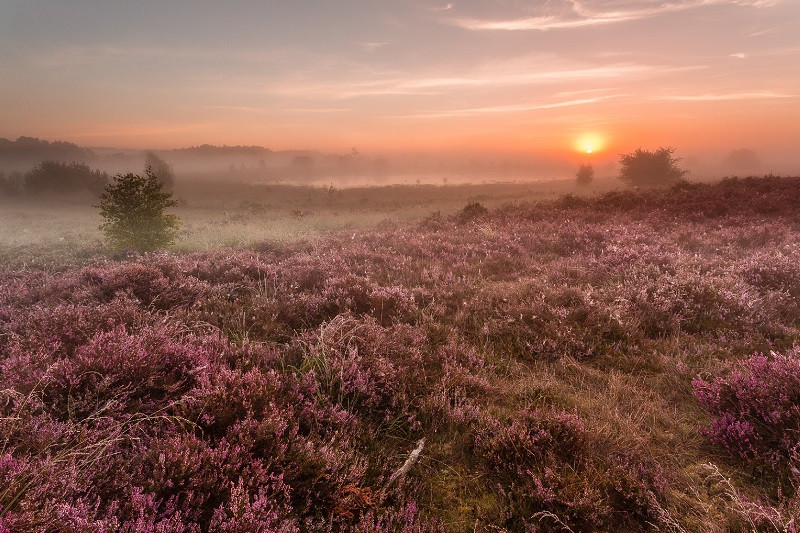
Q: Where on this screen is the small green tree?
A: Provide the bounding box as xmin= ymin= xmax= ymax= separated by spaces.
xmin=576 ymin=163 xmax=594 ymax=186
xmin=619 ymin=147 xmax=688 ymax=186
xmin=96 ymin=169 xmax=179 ymax=252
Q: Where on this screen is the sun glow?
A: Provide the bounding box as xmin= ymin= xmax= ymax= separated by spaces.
xmin=574 ymin=133 xmax=606 ymax=155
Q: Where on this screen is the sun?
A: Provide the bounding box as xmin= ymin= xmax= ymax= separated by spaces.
xmin=574 ymin=133 xmax=606 ymax=155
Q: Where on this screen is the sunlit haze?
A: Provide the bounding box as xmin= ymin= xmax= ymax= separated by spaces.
xmin=2 ymin=0 xmax=799 ymax=171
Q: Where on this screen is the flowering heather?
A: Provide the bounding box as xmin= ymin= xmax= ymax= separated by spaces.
xmin=472 ymin=410 xmax=667 ymax=530
xmin=694 ymin=348 xmax=800 ymax=471
xmin=2 ymin=176 xmax=800 ymax=530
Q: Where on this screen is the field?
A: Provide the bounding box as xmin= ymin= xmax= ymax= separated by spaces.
xmin=0 ymin=177 xmax=617 ymax=267
xmin=2 ymin=176 xmax=800 ymax=531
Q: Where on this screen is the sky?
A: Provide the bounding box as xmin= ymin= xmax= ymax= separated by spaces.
xmin=1 ymin=0 xmax=799 ymax=167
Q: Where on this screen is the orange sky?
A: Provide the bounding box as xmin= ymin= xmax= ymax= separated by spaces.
xmin=1 ymin=1 xmax=799 ymax=169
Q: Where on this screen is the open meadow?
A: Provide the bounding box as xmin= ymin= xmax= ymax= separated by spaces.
xmin=0 ymin=177 xmax=617 ymax=268
xmin=2 ymin=175 xmax=800 ymax=531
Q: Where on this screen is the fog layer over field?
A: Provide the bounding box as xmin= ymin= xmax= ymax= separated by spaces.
xmin=3 ymin=136 xmax=798 ymax=187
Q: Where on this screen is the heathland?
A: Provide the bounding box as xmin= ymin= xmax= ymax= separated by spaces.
xmin=2 ymin=176 xmax=800 ymax=531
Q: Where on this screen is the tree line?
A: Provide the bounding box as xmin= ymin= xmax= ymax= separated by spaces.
xmin=0 ymin=152 xmax=174 ymax=196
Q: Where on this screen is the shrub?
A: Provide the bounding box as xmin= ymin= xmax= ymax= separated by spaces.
xmin=96 ymin=170 xmax=179 ymax=252
xmin=618 ymin=147 xmax=688 ymax=187
xmin=24 ymin=160 xmax=109 ymax=195
xmin=472 ymin=410 xmax=667 ymax=530
xmin=454 ymin=202 xmax=488 ymax=223
xmin=576 ymin=163 xmax=594 ymax=185
xmin=693 ymin=348 xmax=800 ymax=471
xmin=459 ymin=283 xmax=631 ymax=360
xmin=624 ymin=270 xmax=766 ymax=338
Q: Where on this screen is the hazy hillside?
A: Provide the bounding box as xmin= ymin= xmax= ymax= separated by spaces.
xmin=0 ymin=137 xmax=96 ymax=171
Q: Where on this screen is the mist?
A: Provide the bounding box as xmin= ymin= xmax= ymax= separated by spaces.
xmin=4 ymin=136 xmax=797 ymax=197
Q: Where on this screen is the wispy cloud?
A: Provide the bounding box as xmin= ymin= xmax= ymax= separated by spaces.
xmin=32 ymin=43 xmax=353 ymax=70
xmin=264 ymin=63 xmax=664 ymax=100
xmin=404 ymin=96 xmax=615 ymax=118
xmin=450 ymin=0 xmax=782 ymax=32
xmin=453 ymin=15 xmax=617 ymax=31
xmin=429 ymin=2 xmax=454 ymax=12
xmin=61 ymin=122 xmax=214 ymax=139
xmin=357 ymin=42 xmax=389 ymax=52
xmin=730 ymin=53 xmax=748 ymax=59
xmin=204 ymin=105 xmax=348 ymax=114
xmin=402 ymin=65 xmax=653 ymax=89
xmin=658 ymin=91 xmax=794 ymax=101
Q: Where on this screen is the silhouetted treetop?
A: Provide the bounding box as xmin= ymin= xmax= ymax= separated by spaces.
xmin=144 ymin=152 xmax=176 ymax=189
xmin=576 ymin=163 xmax=594 ymax=186
xmin=24 ymin=161 xmax=108 ymax=195
xmin=619 ymin=147 xmax=688 ymax=186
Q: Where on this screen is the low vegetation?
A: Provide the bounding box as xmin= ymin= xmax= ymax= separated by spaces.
xmin=1 ymin=175 xmax=800 ymax=530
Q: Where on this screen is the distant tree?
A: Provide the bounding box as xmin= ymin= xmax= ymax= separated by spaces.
xmin=0 ymin=172 xmax=16 ymax=196
xmin=372 ymin=157 xmax=390 ymax=181
xmin=618 ymin=147 xmax=688 ymax=186
xmin=96 ymin=169 xmax=179 ymax=252
xmin=144 ymin=151 xmax=175 ymax=189
xmin=24 ymin=160 xmax=108 ymax=195
xmin=722 ymin=148 xmax=761 ymax=174
xmin=292 ymin=155 xmax=314 ymax=169
xmin=575 ymin=163 xmax=594 ymax=186
xmin=292 ymin=155 xmax=315 ymax=178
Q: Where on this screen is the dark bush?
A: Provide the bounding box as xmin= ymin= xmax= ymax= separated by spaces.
xmin=619 ymin=147 xmax=688 ymax=187
xmin=24 ymin=160 xmax=109 ymax=195
xmin=455 ymin=202 xmax=488 ymax=223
